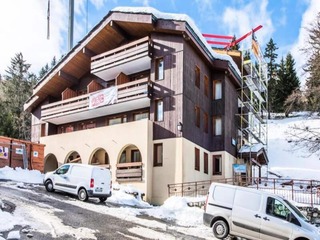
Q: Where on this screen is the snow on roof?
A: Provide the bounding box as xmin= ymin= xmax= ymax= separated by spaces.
xmin=239 ymin=143 xmax=265 ymax=153
xmin=112 ymin=7 xmax=241 ymax=77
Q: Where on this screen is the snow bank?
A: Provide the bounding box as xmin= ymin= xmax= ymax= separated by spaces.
xmin=0 ymin=166 xmax=43 ymax=184
xmin=143 ymin=196 xmax=205 ymax=226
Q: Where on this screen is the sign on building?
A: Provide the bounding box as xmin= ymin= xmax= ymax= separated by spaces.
xmin=0 ymin=146 xmax=9 ymax=159
xmin=233 ymin=164 xmax=247 ymax=173
xmin=89 ymin=87 xmax=117 ymax=109
xmin=16 ymin=148 xmax=23 ymax=155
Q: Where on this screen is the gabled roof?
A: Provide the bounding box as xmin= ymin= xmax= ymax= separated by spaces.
xmin=24 ymin=7 xmax=241 ymax=112
xmin=239 ymin=143 xmax=269 ymax=166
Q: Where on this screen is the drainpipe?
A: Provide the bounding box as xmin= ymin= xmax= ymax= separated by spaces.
xmin=68 ymin=0 xmax=74 ymax=51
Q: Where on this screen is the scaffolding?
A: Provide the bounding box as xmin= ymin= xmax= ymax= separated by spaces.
xmin=238 ymin=37 xmax=268 ymax=178
xmin=203 ymin=30 xmax=269 ymax=180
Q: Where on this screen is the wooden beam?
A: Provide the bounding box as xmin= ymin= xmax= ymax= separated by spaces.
xmin=82 ymin=47 xmax=96 ymax=58
xmin=110 ymin=20 xmax=130 ymax=40
xmin=58 ymin=70 xmax=78 ymax=85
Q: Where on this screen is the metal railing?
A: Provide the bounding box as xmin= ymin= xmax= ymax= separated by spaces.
xmin=168 ymin=177 xmax=320 ymax=207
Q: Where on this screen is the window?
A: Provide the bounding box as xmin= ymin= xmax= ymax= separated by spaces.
xmin=204 ymin=152 xmax=208 ymax=174
xmin=213 ymin=155 xmax=222 ymax=175
xmin=195 ymin=148 xmax=200 ymax=171
xmin=108 ymin=116 xmax=126 ymax=125
xmin=41 ymin=123 xmax=46 ymax=137
xmin=266 ymin=197 xmax=291 ymax=220
xmin=56 ymin=165 xmax=70 ymax=175
xmin=155 ymin=99 xmax=164 ymax=121
xmin=204 ymin=112 xmax=208 ymax=133
xmin=131 ymin=150 xmax=141 ymax=162
xmin=195 ymin=106 xmax=200 ymax=128
xmin=213 ymin=80 xmax=222 ymax=100
xmin=153 ymin=143 xmax=163 ymax=167
xmin=65 ymin=125 xmax=74 ymax=133
xmin=109 ymin=117 xmax=122 ymax=125
xmin=204 ymin=75 xmax=209 ymax=97
xmin=134 ymin=112 xmax=149 ymax=121
xmin=213 ymin=117 xmax=222 ymax=136
xmin=155 ymin=57 xmax=164 ymax=80
xmin=119 ymin=152 xmax=126 ymax=163
xmin=195 ymin=66 xmax=200 ymax=88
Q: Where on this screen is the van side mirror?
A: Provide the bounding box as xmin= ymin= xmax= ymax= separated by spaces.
xmin=286 ymin=213 xmax=293 ymax=222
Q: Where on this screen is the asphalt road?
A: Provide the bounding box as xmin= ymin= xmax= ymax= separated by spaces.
xmin=0 ymin=182 xmax=209 ymax=240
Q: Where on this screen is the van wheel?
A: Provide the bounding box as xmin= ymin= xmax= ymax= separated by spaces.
xmin=78 ymin=188 xmax=88 ymax=201
xmin=99 ymin=197 xmax=107 ymax=202
xmin=45 ymin=180 xmax=54 ymax=192
xmin=212 ymin=220 xmax=229 ymax=239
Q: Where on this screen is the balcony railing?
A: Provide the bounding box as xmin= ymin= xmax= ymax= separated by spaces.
xmin=41 ymin=78 xmax=151 ymax=123
xmin=116 ymin=162 xmax=143 ymax=182
xmin=91 ymin=36 xmax=151 ymax=80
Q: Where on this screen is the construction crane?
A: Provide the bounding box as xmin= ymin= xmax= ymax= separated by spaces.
xmin=203 ymin=25 xmax=263 ymax=49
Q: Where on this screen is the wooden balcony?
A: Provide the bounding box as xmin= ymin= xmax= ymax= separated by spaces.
xmin=116 ymin=162 xmax=143 ymax=182
xmin=91 ymin=37 xmax=152 ymax=80
xmin=41 ymin=78 xmax=152 ymax=125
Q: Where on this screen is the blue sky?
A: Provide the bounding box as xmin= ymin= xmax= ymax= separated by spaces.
xmin=0 ymin=0 xmax=319 ymax=85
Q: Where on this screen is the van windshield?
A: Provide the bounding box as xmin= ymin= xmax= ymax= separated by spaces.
xmin=284 ymin=199 xmax=308 ymax=221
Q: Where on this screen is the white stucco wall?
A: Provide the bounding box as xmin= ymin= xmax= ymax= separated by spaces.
xmin=41 ymin=119 xmax=154 ymax=201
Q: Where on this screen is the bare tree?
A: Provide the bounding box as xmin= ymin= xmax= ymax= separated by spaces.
xmin=286 ymin=121 xmax=320 ymax=156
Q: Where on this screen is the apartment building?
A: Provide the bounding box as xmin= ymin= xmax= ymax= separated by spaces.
xmin=24 ymin=7 xmax=244 ymax=204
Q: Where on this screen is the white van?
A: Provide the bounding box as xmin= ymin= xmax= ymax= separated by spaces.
xmin=203 ymin=182 xmax=320 ymax=240
xmin=43 ymin=163 xmax=112 ymax=202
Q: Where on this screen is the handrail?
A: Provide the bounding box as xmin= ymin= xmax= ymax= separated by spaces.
xmin=116 ymin=162 xmax=143 ymax=168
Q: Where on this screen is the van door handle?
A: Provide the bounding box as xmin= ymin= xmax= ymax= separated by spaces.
xmin=263 ymin=217 xmax=270 ymax=221
xmin=254 ymin=214 xmax=261 ymax=218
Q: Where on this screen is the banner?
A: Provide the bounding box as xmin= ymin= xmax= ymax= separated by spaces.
xmin=0 ymin=146 xmax=9 ymax=159
xmin=89 ymin=86 xmax=117 ymax=109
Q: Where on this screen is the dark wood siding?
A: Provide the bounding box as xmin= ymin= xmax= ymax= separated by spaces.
xmin=182 ymin=40 xmax=212 ymax=149
xmin=150 ymin=33 xmax=184 ymax=140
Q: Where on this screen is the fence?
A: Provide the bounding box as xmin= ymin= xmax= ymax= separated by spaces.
xmin=168 ymin=177 xmax=320 ymax=207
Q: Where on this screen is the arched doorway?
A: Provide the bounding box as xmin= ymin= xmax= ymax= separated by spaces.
xmin=89 ymin=148 xmax=110 ymax=168
xmin=117 ymin=144 xmax=142 ymax=182
xmin=65 ymin=151 xmax=82 ymax=163
xmin=44 ymin=154 xmax=58 ymax=173
xmin=118 ymin=144 xmax=142 ymax=163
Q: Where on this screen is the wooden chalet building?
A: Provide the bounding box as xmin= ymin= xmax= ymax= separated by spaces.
xmin=24 ymin=7 xmax=245 ymax=204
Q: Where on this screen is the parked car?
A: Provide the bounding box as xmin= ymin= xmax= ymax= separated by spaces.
xmin=203 ymin=182 xmax=320 ymax=240
xmin=43 ymin=163 xmax=112 ymax=202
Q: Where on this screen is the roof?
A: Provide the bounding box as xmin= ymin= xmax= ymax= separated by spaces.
xmin=112 ymin=7 xmax=241 ymax=75
xmin=239 ymin=143 xmax=269 ymax=165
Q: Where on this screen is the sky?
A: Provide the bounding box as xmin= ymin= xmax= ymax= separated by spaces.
xmin=0 ymin=0 xmax=319 ymax=86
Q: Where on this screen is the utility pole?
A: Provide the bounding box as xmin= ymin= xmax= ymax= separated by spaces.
xmin=68 ymin=0 xmax=74 ymax=50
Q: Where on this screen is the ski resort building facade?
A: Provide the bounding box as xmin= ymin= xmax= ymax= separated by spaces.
xmin=25 ymin=7 xmax=266 ymax=204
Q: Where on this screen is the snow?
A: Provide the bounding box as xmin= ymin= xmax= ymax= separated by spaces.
xmin=267 ymin=112 xmax=320 ymax=179
xmin=111 ymin=7 xmax=241 ymax=76
xmin=1 ymin=112 xmax=320 ymax=238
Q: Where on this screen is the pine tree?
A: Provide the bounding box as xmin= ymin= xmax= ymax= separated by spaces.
xmin=264 ymin=38 xmax=278 ymax=118
xmin=1 ymin=53 xmax=36 ymax=140
xmin=274 ymin=53 xmax=300 ymax=115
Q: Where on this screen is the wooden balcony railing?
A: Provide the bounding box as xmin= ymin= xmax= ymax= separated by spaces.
xmin=91 ymin=36 xmax=151 ymax=76
xmin=116 ymin=162 xmax=143 ymax=182
xmin=41 ymin=78 xmax=151 ymax=121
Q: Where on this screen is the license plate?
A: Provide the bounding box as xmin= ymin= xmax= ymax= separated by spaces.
xmin=95 ymin=188 xmax=102 ymax=192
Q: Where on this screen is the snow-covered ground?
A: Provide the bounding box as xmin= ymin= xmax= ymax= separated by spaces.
xmin=267 ymin=112 xmax=320 ymax=180
xmin=1 ymin=112 xmax=320 ymax=238
xmin=0 ymin=166 xmax=208 ymax=239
